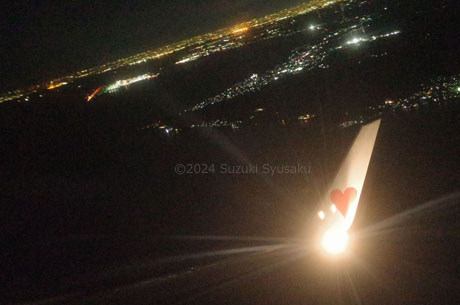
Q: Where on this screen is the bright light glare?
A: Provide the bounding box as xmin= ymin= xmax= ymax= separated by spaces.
xmin=346 ymin=37 xmax=364 ymax=45
xmin=330 ymin=204 xmax=337 ymax=213
xmin=232 ymin=27 xmax=249 ymax=34
xmin=321 ymin=229 xmax=349 ymax=254
xmin=318 ymin=211 xmax=325 ymax=220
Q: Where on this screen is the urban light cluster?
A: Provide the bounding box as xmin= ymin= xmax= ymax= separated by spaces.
xmin=0 ymin=0 xmax=345 ymax=104
xmin=385 ymin=75 xmax=460 ymax=110
xmin=106 ymin=73 xmax=159 ymax=92
xmin=86 ymin=73 xmax=159 ymax=101
xmin=186 ymin=23 xmax=401 ymax=112
xmin=191 ymin=120 xmax=243 ymax=129
xmin=338 ymin=74 xmax=460 ymax=128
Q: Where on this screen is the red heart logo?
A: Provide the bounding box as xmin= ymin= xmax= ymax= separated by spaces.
xmin=330 ymin=187 xmax=357 ymax=217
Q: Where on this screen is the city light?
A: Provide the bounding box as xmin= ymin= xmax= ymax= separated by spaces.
xmin=346 ymin=37 xmax=365 ymax=45
xmin=0 ymin=0 xmax=351 ymax=104
xmin=232 ymin=27 xmax=249 ymax=34
xmin=86 ymin=87 xmax=103 ymax=102
xmin=186 ymin=24 xmax=403 ymax=113
xmin=85 ymin=73 xmax=159 ymax=102
xmin=106 ymin=73 xmax=158 ymax=92
xmin=47 ymin=82 xmax=68 ymax=90
xmin=176 ymin=54 xmax=201 ymax=64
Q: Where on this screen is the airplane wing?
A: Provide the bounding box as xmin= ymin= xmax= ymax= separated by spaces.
xmin=319 ymin=119 xmax=381 ymax=233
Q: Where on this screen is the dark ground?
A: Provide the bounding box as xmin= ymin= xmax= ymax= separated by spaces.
xmin=1 ymin=101 xmax=459 ymax=304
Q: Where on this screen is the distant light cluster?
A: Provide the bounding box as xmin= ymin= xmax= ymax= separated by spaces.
xmin=191 ymin=120 xmax=243 ymax=129
xmin=106 ymin=73 xmax=158 ymax=92
xmin=47 ymin=81 xmax=68 ymax=90
xmin=175 ymin=17 xmax=303 ymax=66
xmin=186 ymin=24 xmax=401 ymax=113
xmin=0 ymin=0 xmax=343 ymax=104
xmin=142 ymin=121 xmax=180 ymax=135
xmin=86 ymin=73 xmax=159 ymax=101
xmin=342 ymin=31 xmax=400 ymax=46
xmin=392 ymin=74 xmax=460 ymax=109
xmin=342 ymin=74 xmax=460 ymax=127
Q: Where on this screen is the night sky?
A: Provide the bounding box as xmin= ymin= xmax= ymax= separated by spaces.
xmin=1 ymin=0 xmax=306 ymax=91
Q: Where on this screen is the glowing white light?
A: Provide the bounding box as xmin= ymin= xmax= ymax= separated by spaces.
xmin=176 ymin=54 xmax=201 ymax=64
xmin=347 ymin=37 xmax=364 ymax=45
xmin=309 ymin=25 xmax=315 ymax=31
xmin=330 ymin=204 xmax=337 ymax=213
xmin=318 ymin=211 xmax=325 ymax=220
xmin=106 ymin=73 xmax=157 ymax=91
xmin=321 ymin=229 xmax=349 ymax=254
